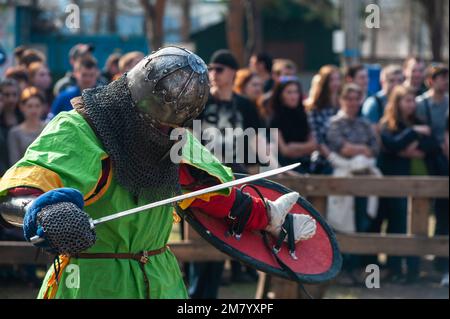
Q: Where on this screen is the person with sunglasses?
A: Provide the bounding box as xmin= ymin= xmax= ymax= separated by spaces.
xmin=191 ymin=49 xmax=267 ymax=297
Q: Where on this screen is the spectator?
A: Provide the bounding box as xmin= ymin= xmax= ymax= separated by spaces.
xmin=233 ymin=68 xmax=266 ymax=124
xmin=234 ymin=68 xmax=264 ymax=103
xmin=28 ymin=62 xmax=53 ymax=108
xmin=442 ymin=115 xmax=449 ymax=288
xmin=102 ymin=52 xmax=121 ymax=83
xmin=190 ymin=49 xmax=265 ymax=298
xmin=415 ymin=64 xmax=449 ymax=279
xmin=345 ymin=64 xmax=369 ymax=105
xmin=8 ymin=87 xmax=46 ymax=165
xmin=0 ymin=79 xmax=23 ymax=131
xmin=249 ymin=52 xmax=274 ymax=93
xmin=327 ymin=84 xmax=379 ymax=161
xmin=403 ymin=56 xmax=427 ymax=96
xmin=13 ymin=45 xmax=27 ymax=65
xmin=378 ymin=85 xmax=445 ymax=283
xmin=49 ymin=56 xmax=99 ymax=119
xmin=118 ymin=51 xmax=145 ymax=76
xmin=326 ymin=84 xmax=380 ymax=229
xmin=416 ymin=64 xmax=449 ymax=146
xmin=14 ymin=47 xmax=46 ymax=68
xmin=270 ymin=79 xmax=317 ymax=173
xmin=5 ymin=66 xmax=29 ymax=92
xmin=0 ymin=90 xmax=9 ymax=175
xmin=305 ymin=65 xmax=342 ymax=174
xmin=53 ymin=43 xmax=94 ymax=96
xmin=361 ymin=64 xmax=404 ymax=128
xmin=272 ymin=59 xmax=298 ymax=80
xmin=326 ymin=83 xmax=380 ymax=281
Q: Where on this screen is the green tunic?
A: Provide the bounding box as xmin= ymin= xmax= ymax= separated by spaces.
xmin=0 ymin=110 xmax=233 ymax=299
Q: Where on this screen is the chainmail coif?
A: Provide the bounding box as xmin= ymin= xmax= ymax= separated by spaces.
xmin=74 ymin=75 xmax=181 ymax=202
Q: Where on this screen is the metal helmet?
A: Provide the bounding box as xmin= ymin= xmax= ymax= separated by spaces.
xmin=126 ymin=46 xmax=209 ymax=127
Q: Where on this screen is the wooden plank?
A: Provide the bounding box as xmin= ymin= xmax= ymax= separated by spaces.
xmin=1 ymin=233 xmax=448 ymax=266
xmin=308 ymin=196 xmax=327 ymax=218
xmin=171 ymin=241 xmax=227 ymax=261
xmin=256 ymin=274 xmax=330 ymax=299
xmin=336 ymin=233 xmax=449 ymax=256
xmin=271 ymin=176 xmax=449 ymax=198
xmin=183 ymin=222 xmax=202 ymax=241
xmin=408 ymin=197 xmax=431 ymax=236
xmin=255 ymin=272 xmax=269 ymax=299
xmin=266 ymin=276 xmax=298 ymax=299
xmin=0 ymin=241 xmax=52 ymax=265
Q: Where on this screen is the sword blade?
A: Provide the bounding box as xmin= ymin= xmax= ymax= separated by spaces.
xmin=91 ymin=162 xmax=300 ymax=227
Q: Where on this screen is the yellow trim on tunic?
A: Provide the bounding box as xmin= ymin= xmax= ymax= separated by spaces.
xmin=43 ymin=255 xmax=71 ymax=299
xmin=0 ymin=165 xmax=63 ymax=194
xmin=84 ymin=157 xmax=113 ymax=206
xmin=178 ymin=191 xmax=226 ymax=210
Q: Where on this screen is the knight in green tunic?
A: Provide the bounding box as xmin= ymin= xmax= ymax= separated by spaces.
xmin=0 ymin=47 xmax=316 ymax=299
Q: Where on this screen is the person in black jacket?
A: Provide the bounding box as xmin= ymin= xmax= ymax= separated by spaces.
xmin=270 ymin=79 xmax=317 ymax=174
xmin=379 ymin=85 xmax=444 ymax=283
xmin=0 ymin=87 xmax=10 ymax=176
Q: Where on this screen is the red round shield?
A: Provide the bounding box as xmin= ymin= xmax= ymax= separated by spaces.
xmin=177 ymin=175 xmax=342 ymax=284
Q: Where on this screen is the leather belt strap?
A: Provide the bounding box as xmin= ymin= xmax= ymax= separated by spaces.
xmin=73 ymin=246 xmax=168 ymax=299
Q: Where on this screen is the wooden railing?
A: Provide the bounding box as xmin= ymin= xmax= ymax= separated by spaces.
xmin=0 ymin=176 xmax=448 ymax=298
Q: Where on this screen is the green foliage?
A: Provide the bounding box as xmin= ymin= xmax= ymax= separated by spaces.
xmin=260 ymin=0 xmax=338 ymax=27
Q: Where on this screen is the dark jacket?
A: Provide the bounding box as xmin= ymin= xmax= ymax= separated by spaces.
xmin=379 ymin=121 xmax=447 ymax=176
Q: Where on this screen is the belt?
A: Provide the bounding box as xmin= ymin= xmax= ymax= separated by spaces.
xmin=73 ymin=246 xmax=168 ymax=299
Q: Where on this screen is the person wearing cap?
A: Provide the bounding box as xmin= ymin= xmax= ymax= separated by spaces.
xmin=189 ymin=49 xmax=273 ymax=297
xmin=53 ymin=44 xmax=95 ymax=96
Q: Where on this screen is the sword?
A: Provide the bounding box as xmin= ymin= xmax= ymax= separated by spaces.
xmin=90 ymin=162 xmax=300 ymax=227
xmin=30 ymin=163 xmax=299 ymax=243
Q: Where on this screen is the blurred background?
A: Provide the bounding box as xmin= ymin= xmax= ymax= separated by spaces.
xmin=0 ymin=0 xmax=448 ymax=86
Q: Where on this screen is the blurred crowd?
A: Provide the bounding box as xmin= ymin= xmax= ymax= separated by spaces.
xmin=0 ymin=44 xmax=448 ymax=295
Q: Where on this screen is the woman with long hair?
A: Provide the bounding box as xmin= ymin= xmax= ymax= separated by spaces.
xmin=0 ymin=79 xmax=23 ymax=132
xmin=234 ymin=68 xmax=264 ymax=103
xmin=233 ymin=68 xmax=266 ymax=123
xmin=28 ymin=62 xmax=53 ymax=110
xmin=8 ymin=86 xmax=46 ymax=165
xmin=379 ymin=85 xmax=444 ymax=283
xmin=305 ymin=65 xmax=342 ymax=173
xmin=270 ymin=79 xmax=317 ymax=173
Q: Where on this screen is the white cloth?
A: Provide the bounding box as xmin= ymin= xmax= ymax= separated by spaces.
xmin=266 ymin=192 xmax=317 ymax=241
xmin=326 ymin=153 xmax=383 ymax=233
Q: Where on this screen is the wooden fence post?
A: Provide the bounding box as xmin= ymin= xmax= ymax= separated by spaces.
xmin=408 ymin=197 xmax=431 ymax=236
